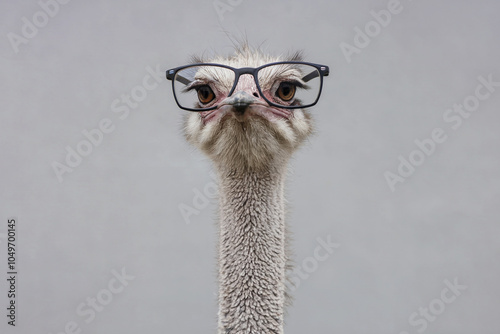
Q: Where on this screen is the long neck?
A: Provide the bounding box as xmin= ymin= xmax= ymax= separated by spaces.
xmin=216 ymin=166 xmax=288 ymax=334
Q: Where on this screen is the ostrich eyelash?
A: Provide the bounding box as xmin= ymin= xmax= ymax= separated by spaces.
xmin=280 ymin=79 xmax=305 ymax=89
xmin=270 ymin=77 xmax=310 ymax=92
xmin=182 ymin=81 xmax=215 ymax=93
xmin=272 ymin=80 xmax=310 ymax=94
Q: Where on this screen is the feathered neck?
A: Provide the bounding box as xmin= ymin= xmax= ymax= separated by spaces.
xmin=216 ymin=165 xmax=288 ymax=334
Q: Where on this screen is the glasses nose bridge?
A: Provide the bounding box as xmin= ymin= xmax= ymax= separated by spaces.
xmin=234 ymin=68 xmax=258 ymax=83
xmin=230 ymin=68 xmax=259 ymax=95
xmin=238 ymin=67 xmax=256 ymax=75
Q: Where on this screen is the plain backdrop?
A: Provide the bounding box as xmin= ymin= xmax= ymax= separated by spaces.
xmin=1 ymin=0 xmax=499 ymax=333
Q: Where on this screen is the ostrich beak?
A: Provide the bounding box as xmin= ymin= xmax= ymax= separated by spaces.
xmin=202 ymin=91 xmax=260 ymax=124
xmin=203 ymin=90 xmax=291 ymax=124
xmin=223 ymin=91 xmax=258 ymax=115
xmin=221 ymin=91 xmax=285 ymax=123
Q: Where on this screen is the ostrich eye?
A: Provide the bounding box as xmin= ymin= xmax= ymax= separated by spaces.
xmin=196 ymin=85 xmax=215 ymax=104
xmin=276 ymin=82 xmax=296 ymax=102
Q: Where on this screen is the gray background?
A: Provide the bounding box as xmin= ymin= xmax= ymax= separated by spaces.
xmin=1 ymin=0 xmax=499 ymax=333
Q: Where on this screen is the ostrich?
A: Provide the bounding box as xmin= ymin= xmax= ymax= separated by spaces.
xmin=167 ymin=44 xmax=329 ymax=333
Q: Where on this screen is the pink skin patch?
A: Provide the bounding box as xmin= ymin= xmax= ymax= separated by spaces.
xmin=200 ymin=75 xmax=292 ymax=124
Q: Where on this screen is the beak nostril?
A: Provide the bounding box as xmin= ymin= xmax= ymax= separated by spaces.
xmin=253 ymin=92 xmax=259 ymax=98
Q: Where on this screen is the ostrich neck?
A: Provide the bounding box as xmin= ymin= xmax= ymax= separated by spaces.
xmin=216 ymin=165 xmax=288 ymax=334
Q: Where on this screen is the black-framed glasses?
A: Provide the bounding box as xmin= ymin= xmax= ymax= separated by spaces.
xmin=166 ymin=61 xmax=329 ymax=112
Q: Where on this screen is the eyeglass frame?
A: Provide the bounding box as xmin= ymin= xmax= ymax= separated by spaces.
xmin=166 ymin=61 xmax=330 ymax=112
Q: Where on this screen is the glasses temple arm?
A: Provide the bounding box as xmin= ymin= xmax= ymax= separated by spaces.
xmin=301 ymin=70 xmax=319 ymax=83
xmin=174 ymin=75 xmax=192 ymax=86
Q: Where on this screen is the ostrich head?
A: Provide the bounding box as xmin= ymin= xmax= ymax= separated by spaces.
xmin=168 ymin=45 xmax=329 ymax=171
